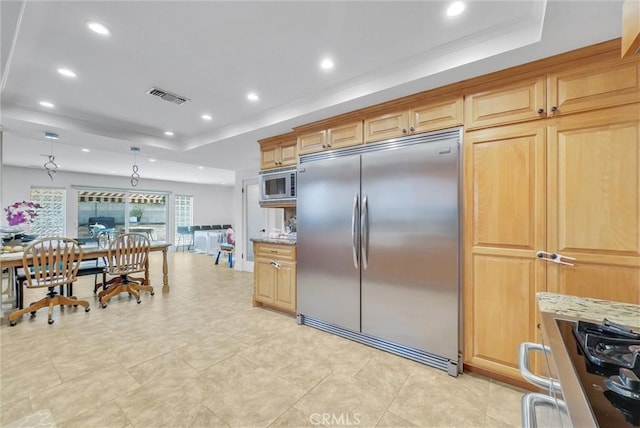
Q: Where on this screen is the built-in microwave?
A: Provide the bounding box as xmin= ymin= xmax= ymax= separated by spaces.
xmin=259 ymin=166 xmax=296 ymax=205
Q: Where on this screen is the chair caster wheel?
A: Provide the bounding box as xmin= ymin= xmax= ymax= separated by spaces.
xmin=150 ymin=291 xmax=155 ymax=296
xmin=9 ymin=321 xmax=16 ymax=326
xmin=102 ymin=303 xmax=107 ymax=308
xmin=48 ymin=319 xmax=54 ymax=325
xmin=137 ymin=299 xmax=141 ymax=304
xmin=85 ymin=307 xmax=91 ymax=312
xmin=74 ymin=304 xmax=78 ymax=308
xmin=30 ymin=311 xmax=36 ymax=316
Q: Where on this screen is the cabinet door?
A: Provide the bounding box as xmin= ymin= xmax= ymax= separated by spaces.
xmin=465 ymin=76 xmax=546 ymax=130
xmin=254 ymin=257 xmax=275 ymax=304
xmin=364 ymin=110 xmax=409 ymax=142
xmin=298 ymin=130 xmax=327 ymax=155
xmin=274 ymin=261 xmax=296 ymax=312
xmin=279 ymin=140 xmax=298 ymax=167
xmin=548 ymin=59 xmax=640 ymax=117
xmin=260 ymin=145 xmax=279 ymax=170
xmin=410 ymin=97 xmax=463 ymax=134
xmin=464 ymin=122 xmax=546 ymax=380
xmin=327 ymin=121 xmax=363 ymax=150
xmin=547 ymin=105 xmax=640 ymax=304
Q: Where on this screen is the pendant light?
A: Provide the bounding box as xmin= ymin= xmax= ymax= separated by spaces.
xmin=130 ymin=147 xmax=140 ymax=187
xmin=43 ymin=132 xmax=59 ymax=181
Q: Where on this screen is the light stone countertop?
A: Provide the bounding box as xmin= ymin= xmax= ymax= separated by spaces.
xmin=250 ymin=237 xmax=296 ymax=246
xmin=537 ymin=292 xmax=640 ymax=329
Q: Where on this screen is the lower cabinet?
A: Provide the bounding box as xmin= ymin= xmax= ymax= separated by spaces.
xmin=253 ymin=242 xmax=297 ymax=313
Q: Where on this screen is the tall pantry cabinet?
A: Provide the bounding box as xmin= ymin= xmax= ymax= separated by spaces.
xmin=463 ymin=52 xmax=640 ymax=382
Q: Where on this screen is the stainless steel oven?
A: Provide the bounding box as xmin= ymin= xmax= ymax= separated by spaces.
xmin=521 ymin=312 xmax=640 ymax=428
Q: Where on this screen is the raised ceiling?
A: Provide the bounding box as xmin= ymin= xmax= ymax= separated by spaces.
xmin=1 ymin=1 xmax=623 ymax=185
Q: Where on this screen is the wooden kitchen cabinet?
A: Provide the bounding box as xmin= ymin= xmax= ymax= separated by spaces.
xmin=464 ymin=103 xmax=640 ymax=384
xmin=297 ymin=120 xmax=363 ymax=155
xmin=364 ymin=96 xmax=463 ymax=143
xmin=463 ymin=121 xmax=547 ymax=381
xmin=253 ymin=242 xmax=297 ymax=313
xmin=622 ymin=0 xmax=640 ymax=58
xmin=259 ymin=132 xmax=297 ymax=170
xmin=546 ymin=104 xmax=640 ymax=304
xmin=464 ymin=76 xmax=546 ymax=130
xmin=465 ymin=58 xmax=640 ymax=130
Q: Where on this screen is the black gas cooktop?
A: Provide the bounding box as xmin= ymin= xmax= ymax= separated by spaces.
xmin=556 ymin=318 xmax=640 ymax=427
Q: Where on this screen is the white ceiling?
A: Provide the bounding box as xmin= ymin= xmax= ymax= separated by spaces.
xmin=0 ymin=0 xmax=623 ymax=185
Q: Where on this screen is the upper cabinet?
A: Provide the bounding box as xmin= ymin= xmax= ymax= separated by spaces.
xmin=364 ymin=96 xmax=463 ymax=143
xmin=466 ymin=58 xmax=640 ymax=130
xmin=259 ymin=132 xmax=297 ymax=170
xmin=622 ymin=0 xmax=640 ymax=58
xmin=297 ymin=120 xmax=363 ymax=155
xmin=464 ymin=77 xmax=546 ymax=130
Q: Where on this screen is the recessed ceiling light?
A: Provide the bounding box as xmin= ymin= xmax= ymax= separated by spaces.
xmin=81 ymin=148 xmax=90 ymax=152
xmin=198 ymin=166 xmax=204 ymax=170
xmin=247 ymin=92 xmax=259 ymax=101
xmin=149 ymin=158 xmax=156 ymax=162
xmin=39 ymin=101 xmax=55 ymax=108
xmin=201 ymin=114 xmax=213 ymax=121
xmin=44 ymin=132 xmax=59 ymax=140
xmin=320 ymin=58 xmax=334 ymax=69
xmin=87 ymin=21 xmax=111 ymax=36
xmin=164 ymin=131 xmax=174 ymax=136
xmin=446 ymin=1 xmax=465 ymax=17
xmin=57 ymin=68 xmax=77 ymax=78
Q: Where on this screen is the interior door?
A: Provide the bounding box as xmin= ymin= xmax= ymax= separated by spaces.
xmin=243 ymin=178 xmax=262 ymax=272
xmin=547 ymin=105 xmax=640 ymax=304
xmin=297 ymin=154 xmax=361 ymax=332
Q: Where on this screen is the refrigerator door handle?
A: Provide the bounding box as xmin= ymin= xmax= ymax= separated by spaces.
xmin=351 ymin=193 xmax=359 ymax=269
xmin=361 ymin=194 xmax=369 ymax=270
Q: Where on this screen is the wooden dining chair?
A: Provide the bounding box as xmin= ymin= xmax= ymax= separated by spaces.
xmin=8 ymin=237 xmax=90 ymax=326
xmin=98 ymin=233 xmax=154 ymax=308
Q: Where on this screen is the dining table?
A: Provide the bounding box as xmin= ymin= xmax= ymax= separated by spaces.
xmin=0 ymin=241 xmax=171 ymax=310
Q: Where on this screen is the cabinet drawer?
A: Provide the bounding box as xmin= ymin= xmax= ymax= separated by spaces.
xmin=254 ymin=243 xmax=296 ymax=260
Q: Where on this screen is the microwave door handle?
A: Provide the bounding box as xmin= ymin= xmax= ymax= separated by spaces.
xmin=352 ymin=194 xmax=359 ymax=269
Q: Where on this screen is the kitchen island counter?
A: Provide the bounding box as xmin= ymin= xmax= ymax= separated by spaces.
xmin=537 ymin=292 xmax=639 ymax=328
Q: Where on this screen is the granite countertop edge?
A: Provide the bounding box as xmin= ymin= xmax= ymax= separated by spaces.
xmin=537 ymin=292 xmax=640 ymax=329
xmin=250 ymin=238 xmax=296 ymax=246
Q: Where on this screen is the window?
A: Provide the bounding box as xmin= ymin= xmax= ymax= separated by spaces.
xmin=174 ymin=195 xmax=193 ymax=227
xmin=30 ymin=186 xmax=66 ymax=236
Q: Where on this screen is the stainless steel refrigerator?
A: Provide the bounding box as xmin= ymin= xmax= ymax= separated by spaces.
xmin=297 ymin=128 xmax=461 ymax=376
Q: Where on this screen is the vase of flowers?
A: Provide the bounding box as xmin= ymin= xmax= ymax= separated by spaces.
xmin=2 ymin=201 xmax=41 ymax=247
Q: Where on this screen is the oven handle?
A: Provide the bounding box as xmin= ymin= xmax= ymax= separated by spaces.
xmin=521 ymin=392 xmax=567 ymax=428
xmin=519 ymin=342 xmax=562 ymax=392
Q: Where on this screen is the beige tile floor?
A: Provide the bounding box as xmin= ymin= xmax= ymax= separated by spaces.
xmin=1 ymin=252 xmax=526 ymax=428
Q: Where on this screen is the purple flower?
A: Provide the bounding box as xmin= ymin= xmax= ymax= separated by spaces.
xmin=4 ymin=201 xmax=41 ymax=226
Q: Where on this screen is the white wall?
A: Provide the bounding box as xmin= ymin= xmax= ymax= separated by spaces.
xmin=1 ymin=166 xmax=233 ymax=243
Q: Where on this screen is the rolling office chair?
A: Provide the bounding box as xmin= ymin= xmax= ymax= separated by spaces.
xmin=98 ymin=233 xmax=154 ymax=308
xmin=8 ymin=237 xmax=90 ymax=326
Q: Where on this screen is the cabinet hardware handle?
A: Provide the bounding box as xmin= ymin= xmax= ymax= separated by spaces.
xmin=270 ymin=260 xmax=281 ymax=269
xmin=402 ymin=128 xmax=407 ymax=134
xmin=550 ymin=106 xmax=558 ymax=113
xmin=536 ymin=250 xmax=575 ymax=266
xmin=270 ymin=249 xmax=277 ymax=253
xmin=327 ymin=143 xmax=331 ymax=147
xmin=537 ymin=108 xmax=544 ymax=114
xmin=409 ymin=126 xmax=415 ymax=132
xmin=322 ymin=144 xmax=327 ymax=148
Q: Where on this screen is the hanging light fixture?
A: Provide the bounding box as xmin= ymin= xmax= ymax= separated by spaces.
xmin=130 ymin=146 xmax=141 ymax=186
xmin=43 ymin=132 xmax=59 ymax=181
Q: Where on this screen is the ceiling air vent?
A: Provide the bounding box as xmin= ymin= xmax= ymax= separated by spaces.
xmin=146 ymin=88 xmax=190 ymax=105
